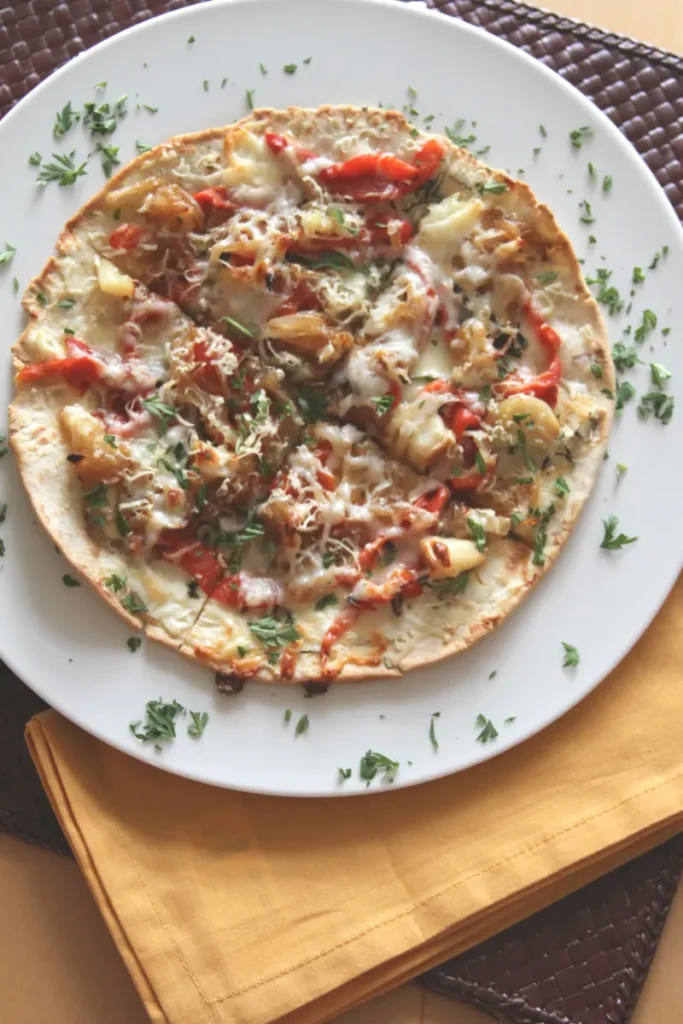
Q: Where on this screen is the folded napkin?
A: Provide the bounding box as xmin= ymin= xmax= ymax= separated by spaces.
xmin=26 ymin=575 xmax=683 ymax=1024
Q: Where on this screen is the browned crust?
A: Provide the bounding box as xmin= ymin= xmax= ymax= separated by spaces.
xmin=9 ymin=105 xmax=613 ymax=685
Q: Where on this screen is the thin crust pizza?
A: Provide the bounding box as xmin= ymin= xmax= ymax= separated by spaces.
xmin=10 ymin=106 xmax=613 ymax=684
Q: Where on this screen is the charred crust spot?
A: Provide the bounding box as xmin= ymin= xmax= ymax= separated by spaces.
xmin=66 ymin=453 xmax=84 ymax=463
xmin=303 ymin=681 xmax=329 ymax=697
xmin=215 ymin=672 xmax=246 ymax=694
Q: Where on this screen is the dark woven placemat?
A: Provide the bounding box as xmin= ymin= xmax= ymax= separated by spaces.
xmin=1 ymin=1 xmax=682 ymax=1022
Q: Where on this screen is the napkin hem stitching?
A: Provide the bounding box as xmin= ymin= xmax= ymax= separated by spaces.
xmin=114 ymin=767 xmax=683 ymax=1004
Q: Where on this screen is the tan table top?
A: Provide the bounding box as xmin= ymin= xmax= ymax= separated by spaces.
xmin=3 ymin=3 xmax=682 ymax=1022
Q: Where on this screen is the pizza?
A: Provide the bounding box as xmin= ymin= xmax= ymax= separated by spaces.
xmin=10 ymin=105 xmax=613 ymax=684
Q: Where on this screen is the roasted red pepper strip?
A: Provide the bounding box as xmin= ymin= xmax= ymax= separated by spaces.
xmin=448 ymin=470 xmax=484 ymax=493
xmin=353 ymin=568 xmax=422 ymax=609
xmin=318 ymin=140 xmax=445 ymax=202
xmin=321 ymin=608 xmax=359 ymax=658
xmin=450 ymin=405 xmax=481 ymax=440
xmin=414 ymin=484 xmax=450 ymax=515
xmin=109 ymin=223 xmax=143 ymax=250
xmin=496 ymin=302 xmax=562 ymax=407
xmin=264 ymin=132 xmax=289 ymax=154
xmin=17 ymin=355 xmax=101 ymax=393
xmin=158 ymin=532 xmax=223 ymax=594
xmin=368 ymin=216 xmax=413 ymax=247
xmin=193 ymin=186 xmax=233 ymax=211
xmin=211 ymin=575 xmax=242 ymax=606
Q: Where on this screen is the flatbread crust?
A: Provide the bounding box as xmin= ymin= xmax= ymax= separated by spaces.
xmin=10 ymin=105 xmax=613 ymax=684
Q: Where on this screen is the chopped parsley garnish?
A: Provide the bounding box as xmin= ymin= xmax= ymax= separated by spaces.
xmin=36 ymin=151 xmax=88 ymax=187
xmin=136 ymin=141 xmax=152 ymax=154
xmin=539 ymin=124 xmax=547 ymax=137
xmin=615 ymin=380 xmax=636 ymax=414
xmin=315 ymin=594 xmax=338 ymax=612
xmin=536 ymin=271 xmax=558 ymax=284
xmin=249 ymin=615 xmax=301 ymax=649
xmin=246 ymin=88 xmax=254 ymax=110
xmin=616 ymin=462 xmax=628 ymax=482
xmin=504 ymin=716 xmax=516 ymax=725
xmin=372 ymin=394 xmax=395 ymax=415
xmin=130 ymin=698 xmax=184 ymax=743
xmin=587 ymin=161 xmax=597 ymax=178
xmin=294 ymin=713 xmax=309 ymax=736
xmin=188 ymin=35 xmax=195 ymax=44
xmin=475 ymin=714 xmax=498 ymax=743
xmin=338 ymin=767 xmax=352 ymax=782
xmin=649 ymin=246 xmax=669 ymax=270
xmin=322 ymin=551 xmax=336 ymax=570
xmin=588 ymin=234 xmax=597 ymax=245
xmin=634 ymin=309 xmax=657 ymax=343
xmin=429 ymin=712 xmax=440 ymax=752
xmin=590 ymin=363 xmax=603 ymax=378
xmin=650 ymin=362 xmax=671 ymax=387
xmin=561 ymin=642 xmax=579 ymax=668
xmin=531 ymin=503 xmax=556 ymax=566
xmin=602 ymin=175 xmax=613 ymax=193
xmin=28 ymin=152 xmax=41 ymax=166
xmin=82 ymin=96 xmax=127 ymax=136
xmin=359 ymin=750 xmax=399 ymax=784
xmin=141 ymin=396 xmax=176 ymax=432
xmin=55 ymin=297 xmax=75 ymax=309
xmin=284 ymin=708 xmax=292 ymax=723
xmin=35 ymin=291 xmax=48 ymax=306
xmin=601 ymin=515 xmax=637 ymax=550
xmin=127 ymin=637 xmax=142 ymax=653
xmin=142 ymin=104 xmax=158 ymax=114
xmin=259 ymin=62 xmax=268 ymax=74
xmin=203 ymin=79 xmax=209 ymax=92
xmin=121 ymin=592 xmax=148 ymax=615
xmin=53 ymin=101 xmax=79 ymax=138
xmin=0 ymin=503 xmax=6 ymax=524
xmin=467 ymin=516 xmax=487 ymax=553
xmin=297 ymin=385 xmax=328 ymax=424
xmin=578 ymin=200 xmax=594 ymax=224
xmin=474 ymin=446 xmax=486 ymax=475
xmin=554 ymin=476 xmax=570 ymax=498
xmin=219 ymin=315 xmax=254 ymax=337
xmin=283 ymin=63 xmax=297 ymax=74
xmin=612 ymin=342 xmax=641 ymax=373
xmin=638 ymin=391 xmax=674 ymax=424
xmin=632 ymin=266 xmax=645 ymax=284
xmin=569 ymin=126 xmax=592 ymax=149
xmin=12 ymin=277 xmax=19 ymax=293
xmin=62 ymin=574 xmax=80 ymax=587
xmin=476 ymin=180 xmax=507 ymax=196
xmin=104 ymin=573 xmax=127 ymax=593
xmin=116 ymin=507 xmax=132 ymax=537
xmin=0 ymin=242 xmax=16 ymax=265
xmin=188 ymin=711 xmax=209 ymax=738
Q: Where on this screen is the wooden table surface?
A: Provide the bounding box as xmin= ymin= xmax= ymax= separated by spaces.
xmin=2 ymin=3 xmax=682 ymax=1022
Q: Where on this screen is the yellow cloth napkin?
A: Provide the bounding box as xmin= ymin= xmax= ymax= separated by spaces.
xmin=26 ymin=575 xmax=683 ymax=1024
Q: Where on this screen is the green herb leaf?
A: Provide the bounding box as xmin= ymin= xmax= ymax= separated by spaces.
xmin=615 ymin=380 xmax=636 ymax=414
xmin=36 ymin=151 xmax=88 ymax=187
xmin=429 ymin=713 xmax=439 ymax=752
xmin=612 ymin=342 xmax=641 ymax=373
xmin=130 ymin=698 xmax=184 ymax=743
xmin=372 ymin=394 xmax=395 ymax=415
xmin=297 ymin=385 xmax=328 ymax=424
xmin=536 ymin=271 xmax=558 ymax=284
xmin=600 ymin=515 xmax=637 ymax=550
xmin=561 ymin=642 xmax=579 ymax=668
xmin=338 ymin=767 xmax=352 ymax=781
xmin=55 ymin=297 xmax=75 ymax=309
xmin=188 ymin=35 xmax=196 ymax=44
xmin=578 ymin=199 xmax=594 ymax=224
xmin=28 ymin=152 xmax=41 ymax=166
xmin=219 ymin=315 xmax=254 ymax=338
xmin=116 ymin=507 xmax=132 ymax=537
xmin=650 ymin=362 xmax=671 ymax=387
xmin=315 ymin=594 xmax=338 ymax=612
xmin=476 ymin=180 xmax=507 ymax=196
xmin=430 ymin=572 xmax=469 ymax=598
xmin=121 ymin=592 xmax=148 ymax=615
xmin=632 ymin=266 xmax=645 ymax=284
xmin=0 ymin=242 xmax=16 ymax=265
xmin=96 ymin=143 xmax=120 ymax=177
xmin=127 ymin=637 xmax=142 ymax=653
xmin=467 ymin=516 xmax=487 ymax=553
xmin=531 ymin=502 xmax=556 ymax=566
xmin=602 ymin=175 xmax=613 ymax=193
xmin=475 ymin=714 xmax=498 ymax=743
xmin=104 ymin=573 xmax=127 ymax=593
xmin=294 ymin=713 xmax=309 ymax=736
xmin=0 ymin=502 xmax=6 ymax=524
xmin=62 ymin=574 xmax=80 ymax=587
xmin=590 ymin=363 xmax=603 ymax=378
xmin=504 ymin=716 xmax=516 ymax=725
xmin=283 ymin=63 xmax=297 ymax=74
xmin=554 ymin=476 xmax=570 ymax=498
xmin=53 ymin=101 xmax=79 ymax=138
xmin=283 ymin=708 xmax=292 ymax=723
xmin=136 ymin=141 xmax=152 ymax=154
xmin=141 ymin=396 xmax=176 ymax=432
xmin=569 ymin=126 xmax=592 ymax=149
xmin=249 ymin=616 xmax=301 ymax=650
xmin=616 ymin=462 xmax=628 ymax=482
xmin=188 ymin=710 xmax=209 ymax=738
xmin=634 ymin=309 xmax=657 ymax=343
xmin=638 ymin=391 xmax=674 ymax=424
xmin=287 ymin=249 xmax=356 ymax=272
xmin=246 ymin=88 xmax=254 ymax=110
xmin=359 ymin=750 xmax=399 ymax=783
xmin=83 ymin=483 xmax=108 ymax=509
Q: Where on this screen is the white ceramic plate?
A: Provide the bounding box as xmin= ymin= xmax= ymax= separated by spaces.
xmin=0 ymin=0 xmax=681 ymax=796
